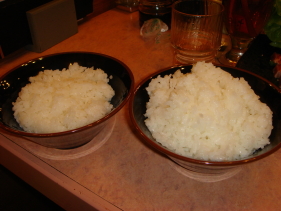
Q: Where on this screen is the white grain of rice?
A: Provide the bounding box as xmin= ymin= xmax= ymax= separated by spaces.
xmin=13 ymin=63 xmax=114 ymax=133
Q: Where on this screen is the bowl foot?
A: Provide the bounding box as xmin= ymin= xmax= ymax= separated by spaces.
xmin=22 ymin=116 xmax=116 ymax=160
xmin=167 ymin=159 xmax=242 ymax=182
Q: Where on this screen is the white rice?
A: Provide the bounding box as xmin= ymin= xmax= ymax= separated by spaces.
xmin=12 ymin=62 xmax=115 ymax=133
xmin=144 ymin=62 xmax=273 ymax=161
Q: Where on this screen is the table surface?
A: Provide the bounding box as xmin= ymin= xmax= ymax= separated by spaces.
xmin=1 ymin=8 xmax=281 ymax=211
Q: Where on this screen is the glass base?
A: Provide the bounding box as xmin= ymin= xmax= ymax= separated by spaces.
xmin=173 ymin=47 xmax=216 ymax=65
xmin=174 ymin=54 xmax=215 ymax=65
xmin=167 ymin=159 xmax=242 ymax=183
xmin=216 ymin=34 xmax=254 ymax=67
xmin=116 ymin=5 xmax=139 ymax=12
xmin=217 ymin=54 xmax=238 ymax=67
xmin=22 ymin=116 xmax=116 ymax=160
xmin=216 ymin=34 xmax=237 ymax=67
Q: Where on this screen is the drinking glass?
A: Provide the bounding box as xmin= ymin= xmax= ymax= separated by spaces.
xmin=171 ymin=0 xmax=224 ymax=64
xmin=116 ymin=0 xmax=139 ymax=12
xmin=139 ymin=0 xmax=174 ymax=27
xmin=220 ymin=0 xmax=273 ymax=66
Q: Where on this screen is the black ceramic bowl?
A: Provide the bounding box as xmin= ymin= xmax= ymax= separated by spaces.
xmin=0 ymin=52 xmax=134 ymax=149
xmin=130 ymin=65 xmax=281 ymax=176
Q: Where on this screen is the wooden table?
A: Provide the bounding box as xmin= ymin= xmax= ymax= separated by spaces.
xmin=1 ymin=8 xmax=281 ymax=211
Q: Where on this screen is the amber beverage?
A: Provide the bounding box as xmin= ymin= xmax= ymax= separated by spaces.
xmin=171 ymin=0 xmax=224 ymax=64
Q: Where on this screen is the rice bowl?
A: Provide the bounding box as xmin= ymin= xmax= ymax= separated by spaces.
xmin=0 ymin=52 xmax=134 ymax=149
xmin=129 ymin=63 xmax=281 ymax=172
xmin=144 ymin=62 xmax=273 ymax=161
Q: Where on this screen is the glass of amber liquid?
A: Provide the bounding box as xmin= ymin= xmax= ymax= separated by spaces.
xmin=171 ymin=0 xmax=224 ymax=64
xmin=220 ymin=0 xmax=273 ymax=66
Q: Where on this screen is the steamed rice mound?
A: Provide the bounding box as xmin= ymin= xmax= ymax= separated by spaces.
xmin=12 ymin=63 xmax=114 ymax=133
xmin=144 ymin=62 xmax=273 ymax=161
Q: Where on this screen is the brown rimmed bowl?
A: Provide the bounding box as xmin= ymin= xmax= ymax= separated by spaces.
xmin=0 ymin=52 xmax=134 ymax=149
xmin=129 ymin=64 xmax=281 ymax=182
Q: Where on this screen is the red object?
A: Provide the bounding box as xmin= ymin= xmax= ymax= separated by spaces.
xmin=273 ymin=64 xmax=281 ymax=78
xmin=271 ymin=52 xmax=281 ymax=64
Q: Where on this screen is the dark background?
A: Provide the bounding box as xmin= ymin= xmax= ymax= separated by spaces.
xmin=0 ymin=164 xmax=65 ymax=210
xmin=0 ymin=0 xmax=93 ymax=57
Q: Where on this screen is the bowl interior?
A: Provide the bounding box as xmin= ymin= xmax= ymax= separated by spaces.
xmin=0 ymin=52 xmax=134 ymax=134
xmin=131 ymin=65 xmax=281 ymax=165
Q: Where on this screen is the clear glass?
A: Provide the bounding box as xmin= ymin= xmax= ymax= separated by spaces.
xmin=115 ymin=0 xmax=139 ymax=12
xmin=139 ymin=0 xmax=174 ymax=27
xmin=171 ymin=0 xmax=224 ymax=64
xmin=219 ymin=0 xmax=273 ymax=66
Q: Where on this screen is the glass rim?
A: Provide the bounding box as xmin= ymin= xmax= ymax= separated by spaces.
xmin=172 ymin=0 xmax=224 ymax=17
